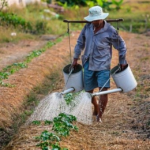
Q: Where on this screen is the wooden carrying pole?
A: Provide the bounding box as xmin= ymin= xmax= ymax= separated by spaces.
xmin=63 ymin=18 xmax=123 ymax=23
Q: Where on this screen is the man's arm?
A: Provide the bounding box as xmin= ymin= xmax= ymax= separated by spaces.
xmin=72 ymin=26 xmax=86 ymax=67
xmin=111 ymin=30 xmax=128 ymax=70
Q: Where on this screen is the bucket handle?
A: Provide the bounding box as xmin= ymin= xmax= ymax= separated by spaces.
xmin=64 ymin=67 xmax=74 ymax=88
xmin=99 ymin=65 xmax=121 ymax=92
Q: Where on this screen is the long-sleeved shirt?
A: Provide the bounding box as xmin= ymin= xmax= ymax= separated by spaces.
xmin=74 ymin=20 xmax=127 ymax=71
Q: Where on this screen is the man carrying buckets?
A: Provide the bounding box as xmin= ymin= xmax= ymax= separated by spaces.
xmin=72 ymin=6 xmax=128 ymax=122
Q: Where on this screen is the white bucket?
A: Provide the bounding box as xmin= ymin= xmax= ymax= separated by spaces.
xmin=63 ymin=64 xmax=84 ymax=92
xmin=111 ymin=64 xmax=137 ymax=93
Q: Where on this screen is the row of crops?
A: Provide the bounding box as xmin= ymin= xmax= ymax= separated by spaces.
xmin=33 ymin=113 xmax=78 ymax=150
xmin=0 ymin=37 xmax=62 ymax=87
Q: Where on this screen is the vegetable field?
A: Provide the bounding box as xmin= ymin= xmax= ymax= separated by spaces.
xmin=0 ymin=30 xmax=150 ymax=150
xmin=0 ymin=0 xmax=150 ymax=149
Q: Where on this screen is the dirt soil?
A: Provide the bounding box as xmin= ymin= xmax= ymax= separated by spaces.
xmin=0 ymin=40 xmax=47 ymax=71
xmin=0 ymin=30 xmax=150 ymax=149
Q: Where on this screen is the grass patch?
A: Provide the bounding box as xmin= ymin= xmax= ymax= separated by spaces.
xmin=108 ymin=2 xmax=150 ymax=33
xmin=0 ymin=26 xmax=35 ymax=43
xmin=0 ymin=3 xmax=68 ymax=42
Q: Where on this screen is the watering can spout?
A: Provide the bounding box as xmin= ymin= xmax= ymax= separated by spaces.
xmin=92 ymin=88 xmax=122 ymax=97
xmin=60 ymin=87 xmax=75 ymax=95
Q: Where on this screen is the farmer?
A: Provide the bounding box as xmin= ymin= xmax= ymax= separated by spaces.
xmin=72 ymin=6 xmax=127 ymax=122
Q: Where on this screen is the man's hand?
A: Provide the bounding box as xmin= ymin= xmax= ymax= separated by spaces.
xmin=72 ymin=58 xmax=78 ymax=69
xmin=120 ymin=64 xmax=128 ymax=71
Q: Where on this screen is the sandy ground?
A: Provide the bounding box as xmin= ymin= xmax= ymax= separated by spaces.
xmin=0 ymin=30 xmax=150 ymax=149
xmin=0 ymin=40 xmax=47 ymax=71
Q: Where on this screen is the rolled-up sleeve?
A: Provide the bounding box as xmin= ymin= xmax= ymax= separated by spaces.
xmin=111 ymin=30 xmax=127 ymax=64
xmin=74 ymin=26 xmax=86 ymax=59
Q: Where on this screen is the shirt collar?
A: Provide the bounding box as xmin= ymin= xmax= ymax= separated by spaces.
xmin=90 ymin=20 xmax=109 ymax=34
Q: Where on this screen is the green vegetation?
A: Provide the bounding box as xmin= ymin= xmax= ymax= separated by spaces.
xmin=32 ymin=120 xmax=41 ymax=125
xmin=35 ymin=113 xmax=78 ymax=150
xmin=0 ymin=37 xmax=62 ymax=87
xmin=55 ymin=0 xmax=123 ymax=10
xmin=0 ymin=3 xmax=69 ymax=42
xmin=56 ymin=0 xmax=87 ymax=6
xmin=0 ymin=0 xmax=150 ymax=43
xmin=64 ymin=92 xmax=79 ymax=105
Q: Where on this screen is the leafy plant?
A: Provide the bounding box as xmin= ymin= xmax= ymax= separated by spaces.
xmin=35 ymin=113 xmax=78 ymax=150
xmin=0 ymin=62 xmax=27 ymax=84
xmin=112 ymin=0 xmax=124 ymax=10
xmin=53 ymin=113 xmax=78 ymax=136
xmin=0 ymin=12 xmax=27 ymax=29
xmin=86 ymin=1 xmax=95 ymax=7
xmin=36 ymin=130 xmax=60 ymax=142
xmin=96 ymin=0 xmax=112 ymax=10
xmin=64 ymin=92 xmax=79 ymax=105
xmin=64 ymin=93 xmax=73 ymax=105
xmin=32 ymin=120 xmax=41 ymax=125
xmin=45 ymin=120 xmax=53 ymax=125
xmin=51 ymin=143 xmax=68 ymax=150
xmin=25 ymin=48 xmax=46 ymax=63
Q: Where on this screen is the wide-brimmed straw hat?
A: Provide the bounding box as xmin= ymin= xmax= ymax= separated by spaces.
xmin=84 ymin=6 xmax=109 ymax=22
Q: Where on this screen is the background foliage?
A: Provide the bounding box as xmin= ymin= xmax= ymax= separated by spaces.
xmin=0 ymin=0 xmax=150 ymax=43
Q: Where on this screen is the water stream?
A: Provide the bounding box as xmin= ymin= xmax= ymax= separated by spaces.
xmin=27 ymin=92 xmax=93 ymax=125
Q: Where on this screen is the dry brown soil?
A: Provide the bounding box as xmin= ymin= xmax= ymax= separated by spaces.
xmin=0 ymin=30 xmax=150 ymax=149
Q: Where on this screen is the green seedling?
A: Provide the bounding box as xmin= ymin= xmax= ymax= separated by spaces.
xmin=0 ymin=38 xmax=62 ymax=87
xmin=35 ymin=113 xmax=78 ymax=150
xmin=32 ymin=120 xmax=41 ymax=125
xmin=45 ymin=120 xmax=53 ymax=125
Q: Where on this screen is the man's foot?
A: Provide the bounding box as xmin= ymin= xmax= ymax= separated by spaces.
xmin=96 ymin=114 xmax=102 ymax=123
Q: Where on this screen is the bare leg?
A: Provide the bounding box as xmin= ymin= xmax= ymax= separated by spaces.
xmin=92 ymin=96 xmax=99 ymax=116
xmin=97 ymin=88 xmax=108 ymax=122
xmin=87 ymin=90 xmax=99 ymax=116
